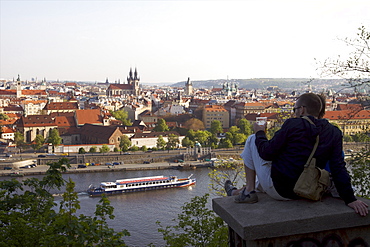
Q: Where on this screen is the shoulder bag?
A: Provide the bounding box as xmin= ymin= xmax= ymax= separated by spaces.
xmin=293 ymin=116 xmax=330 ymax=201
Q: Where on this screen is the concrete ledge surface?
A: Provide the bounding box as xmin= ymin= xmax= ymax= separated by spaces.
xmin=212 ymin=193 xmax=370 ymax=240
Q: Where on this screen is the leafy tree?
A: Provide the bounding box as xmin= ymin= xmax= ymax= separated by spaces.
xmin=225 ymin=126 xmax=247 ymax=145
xmin=194 ymin=130 xmax=213 ymax=146
xmin=119 ymin=135 xmax=132 ymax=152
xmin=89 ymin=146 xmax=97 ymax=153
xmin=153 ymin=118 xmax=169 ymax=132
xmin=114 ymin=147 xmax=119 ymax=152
xmin=110 ymin=109 xmax=132 ymax=126
xmin=353 ymin=133 xmax=370 ymax=142
xmin=218 ymin=138 xmax=233 ymax=148
xmin=166 ymin=134 xmax=179 ymax=150
xmin=141 ymin=145 xmax=148 ymax=152
xmin=185 ymin=129 xmax=195 ymax=141
xmin=156 ymin=135 xmax=166 ymax=150
xmin=210 ymin=120 xmax=223 ymax=135
xmin=130 ymin=145 xmax=139 ymax=152
xmin=343 ymin=135 xmax=353 ymax=142
xmin=0 ymin=113 xmax=9 ymax=120
xmin=32 ymin=134 xmax=45 ymax=151
xmin=47 ymin=128 xmax=62 ymax=152
xmin=318 ymin=26 xmax=370 ymax=200
xmin=347 ymin=148 xmax=370 ymax=198
xmin=183 ymin=118 xmax=205 ymax=131
xmin=266 ymin=126 xmax=280 ymax=140
xmin=157 ymin=194 xmax=228 ymax=247
xmin=14 ymin=131 xmax=25 ymax=153
xmin=208 ymin=161 xmax=246 ymax=196
xmin=182 ymin=136 xmax=194 ymax=148
xmin=319 ymin=26 xmax=370 ymax=92
xmin=0 ymin=158 xmax=129 ymax=246
xmin=100 ymin=144 xmax=110 ymax=153
xmin=238 ymin=118 xmax=253 ymax=136
xmin=78 ymin=147 xmax=86 ymax=154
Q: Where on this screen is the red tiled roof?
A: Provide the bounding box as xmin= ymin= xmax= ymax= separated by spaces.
xmin=55 ymin=116 xmax=76 ymax=127
xmin=75 ymin=109 xmax=103 ymax=125
xmin=44 ymin=102 xmax=79 ymax=110
xmin=108 ymin=84 xmax=133 ymax=90
xmin=17 ymin=115 xmax=56 ymax=127
xmin=22 ymin=90 xmax=47 ymax=96
xmin=324 ymin=110 xmax=370 ymax=120
xmin=204 ymin=105 xmax=227 ymax=112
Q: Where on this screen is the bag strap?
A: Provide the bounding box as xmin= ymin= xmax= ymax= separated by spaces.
xmin=301 ymin=116 xmax=319 ymax=168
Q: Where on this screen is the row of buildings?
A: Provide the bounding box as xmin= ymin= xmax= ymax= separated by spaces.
xmin=0 ymin=69 xmax=368 ymax=152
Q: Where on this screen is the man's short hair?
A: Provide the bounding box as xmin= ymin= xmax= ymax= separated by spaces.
xmin=297 ymin=93 xmax=325 ymax=118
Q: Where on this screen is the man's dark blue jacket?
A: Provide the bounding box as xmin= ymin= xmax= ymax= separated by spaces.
xmin=255 ymin=116 xmax=356 ymax=204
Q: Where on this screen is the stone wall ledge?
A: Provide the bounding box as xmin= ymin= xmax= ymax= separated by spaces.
xmin=212 ymin=193 xmax=370 ymax=241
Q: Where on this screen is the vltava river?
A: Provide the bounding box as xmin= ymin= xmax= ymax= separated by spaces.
xmin=11 ymin=168 xmax=217 ymax=246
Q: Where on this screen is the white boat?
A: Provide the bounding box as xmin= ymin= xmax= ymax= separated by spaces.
xmin=87 ymin=174 xmax=196 ymax=196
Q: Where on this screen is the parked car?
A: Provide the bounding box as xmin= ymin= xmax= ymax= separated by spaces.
xmin=20 ymin=165 xmax=31 ymax=169
xmin=143 ymin=161 xmax=151 ymax=164
xmin=5 ymin=153 xmax=12 ymax=158
xmin=3 ymin=167 xmax=12 ymax=170
xmin=105 ymin=162 xmax=113 ymax=166
xmin=113 ymin=162 xmax=120 ymax=166
xmin=38 ymin=155 xmax=46 ymax=158
xmin=77 ymin=164 xmax=87 ymax=168
xmin=47 ymin=153 xmax=56 ymax=156
xmin=123 ymin=152 xmax=131 ymax=155
xmin=145 ymin=150 xmax=153 ymax=153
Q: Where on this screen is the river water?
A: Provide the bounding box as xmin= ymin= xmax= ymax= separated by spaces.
xmin=5 ymin=168 xmax=217 ymax=247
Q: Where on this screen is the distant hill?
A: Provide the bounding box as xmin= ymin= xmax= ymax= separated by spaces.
xmin=170 ymin=78 xmax=346 ymax=91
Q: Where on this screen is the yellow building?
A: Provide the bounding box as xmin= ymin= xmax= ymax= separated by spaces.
xmin=202 ymin=105 xmax=230 ymax=129
xmin=324 ymin=110 xmax=370 ymax=136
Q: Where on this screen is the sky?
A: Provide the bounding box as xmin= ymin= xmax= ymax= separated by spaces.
xmin=1 ymin=0 xmax=369 ymax=84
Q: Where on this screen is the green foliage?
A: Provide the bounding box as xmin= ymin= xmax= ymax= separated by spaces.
xmin=0 ymin=113 xmax=9 ymax=120
xmin=237 ymin=118 xmax=253 ymax=136
xmin=157 ymin=194 xmax=228 ymax=247
xmin=343 ymin=135 xmax=353 ymax=142
xmin=224 ymin=126 xmax=247 ymax=145
xmin=14 ymin=131 xmax=25 ymax=149
xmin=89 ymin=146 xmax=97 ymax=153
xmin=114 ymin=147 xmax=119 ymax=152
xmin=218 ymin=138 xmax=233 ymax=148
xmin=120 ymin=135 xmax=132 ymax=150
xmin=110 ymin=109 xmax=132 ymax=126
xmin=154 ymin=119 xmax=169 ymax=132
xmin=347 ymin=148 xmax=370 ymax=198
xmin=352 ymin=133 xmax=370 ymax=142
xmin=266 ymin=126 xmax=280 ymax=140
xmin=210 ymin=120 xmax=223 ymax=134
xmin=100 ymin=144 xmax=110 ymax=153
xmin=208 ymin=161 xmax=245 ymax=196
xmin=141 ymin=145 xmax=148 ymax=152
xmin=78 ymin=147 xmax=86 ymax=154
xmin=0 ymin=159 xmax=129 ymax=246
xmin=130 ymin=145 xmax=139 ymax=152
xmin=166 ymin=134 xmax=179 ymax=150
xmin=194 ymin=130 xmax=213 ymax=147
xmin=181 ymin=136 xmax=194 ymax=148
xmin=156 ymin=135 xmax=166 ymax=150
xmin=47 ymin=129 xmax=62 ymax=149
xmin=32 ymin=134 xmax=45 ymax=150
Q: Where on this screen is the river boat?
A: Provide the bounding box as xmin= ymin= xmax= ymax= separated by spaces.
xmin=87 ymin=174 xmax=196 ymax=196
